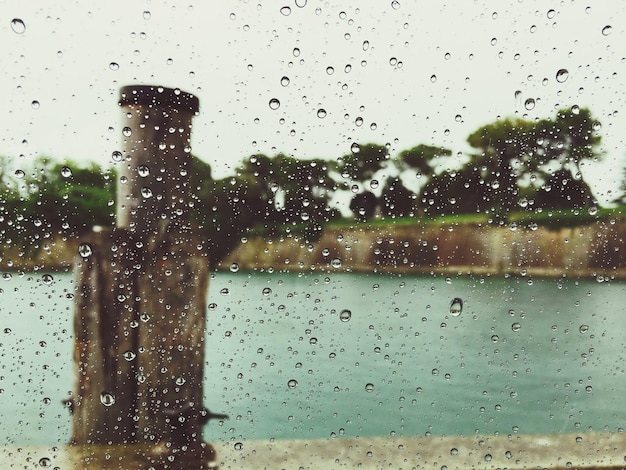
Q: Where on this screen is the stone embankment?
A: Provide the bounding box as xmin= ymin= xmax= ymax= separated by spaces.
xmin=2 ymin=220 xmax=626 ymax=279
xmin=219 ymin=220 xmax=626 ymax=279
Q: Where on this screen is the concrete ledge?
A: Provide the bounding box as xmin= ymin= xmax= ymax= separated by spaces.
xmin=3 ymin=433 xmax=623 ymax=469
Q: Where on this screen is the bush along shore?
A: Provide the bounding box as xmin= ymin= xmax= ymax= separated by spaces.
xmin=2 ymin=219 xmax=626 ymax=280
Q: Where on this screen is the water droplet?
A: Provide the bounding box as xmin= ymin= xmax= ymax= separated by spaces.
xmin=370 ymin=179 xmax=379 ymax=189
xmin=42 ymin=274 xmax=54 ymax=285
xmin=262 ymin=287 xmax=272 ymax=296
xmin=14 ymin=169 xmax=25 ymax=179
xmin=339 ymin=309 xmax=352 ymax=322
xmin=362 ymin=40 xmax=370 ymax=51
xmin=269 ymin=98 xmax=281 ymax=110
xmin=229 ymin=263 xmax=239 ymax=272
xmin=365 ymin=383 xmax=374 ymax=392
xmin=355 ymin=116 xmax=363 ymax=127
xmin=391 ymin=0 xmax=400 ymax=10
xmin=59 ymin=166 xmax=72 ymax=178
xmin=137 ymin=164 xmax=150 ymax=177
xmin=109 ymin=62 xmax=120 ymax=71
xmin=293 ymin=47 xmax=300 ymax=57
xmin=78 ymin=243 xmax=93 ymax=258
xmin=555 ymin=68 xmax=569 ymax=83
xmin=491 ymin=335 xmax=499 ymax=343
xmin=100 ymin=391 xmax=115 ymax=406
xmin=31 ymin=100 xmax=40 ymax=110
xmin=10 ymin=18 xmax=25 ymax=34
xmin=141 ymin=187 xmax=153 ymax=199
xmin=601 ymin=25 xmax=612 ymax=36
xmin=326 ymin=66 xmax=334 ymax=75
xmin=280 ymin=6 xmax=291 ymax=16
xmin=143 ymin=10 xmax=151 ymax=19
xmin=38 ymin=457 xmax=51 ymax=467
xmin=123 ymin=350 xmax=136 ymax=361
xmin=234 ymin=442 xmax=243 ymax=450
xmin=220 ymin=288 xmax=230 ymax=295
xmin=512 ymin=322 xmax=521 ymax=332
xmin=350 ymin=143 xmax=360 ymax=154
xmin=524 ymin=98 xmax=536 ymax=110
xmin=588 ymin=206 xmax=598 ymax=216
xmin=585 ymin=385 xmax=592 ymax=393
xmin=449 ymin=297 xmax=463 ymax=316
xmin=484 ymin=453 xmax=492 ymax=462
xmin=287 ymin=379 xmax=298 ymax=389
xmin=122 ymin=126 xmax=132 ymax=137
xmin=295 ymin=0 xmax=307 ymax=7
xmin=112 ymin=150 xmax=123 ymax=162
xmin=579 ymin=324 xmax=589 ymax=334
xmin=280 ymin=76 xmax=290 ymax=86
xmin=450 ymin=448 xmax=458 ymax=456
xmin=175 ymin=377 xmax=186 ymax=386
xmin=4 ymin=328 xmax=11 ymax=335
xmin=317 ymin=108 xmax=327 ymax=118
xmin=330 ymin=258 xmax=342 ymax=268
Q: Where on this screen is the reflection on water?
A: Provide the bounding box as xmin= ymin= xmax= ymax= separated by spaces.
xmin=0 ymin=271 xmax=624 ymax=445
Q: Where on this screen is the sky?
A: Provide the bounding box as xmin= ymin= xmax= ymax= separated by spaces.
xmin=2 ymin=0 xmax=625 ymax=204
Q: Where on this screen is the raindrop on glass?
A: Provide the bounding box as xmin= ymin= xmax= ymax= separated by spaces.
xmin=10 ymin=18 xmax=25 ymax=34
xmin=78 ymin=243 xmax=93 ymax=258
xmin=365 ymin=383 xmax=374 ymax=392
xmin=370 ymin=179 xmax=379 ymax=189
xmin=122 ymin=126 xmax=132 ymax=137
xmin=269 ymin=98 xmax=281 ymax=110
xmin=229 ymin=263 xmax=239 ymax=272
xmin=449 ymin=297 xmax=463 ymax=316
xmin=262 ymin=287 xmax=272 ymax=296
xmin=391 ymin=0 xmax=400 ymax=10
xmin=511 ymin=322 xmax=521 ymax=332
xmin=524 ymin=98 xmax=535 ymax=110
xmin=42 ymin=274 xmax=54 ymax=286
xmin=330 ymin=258 xmax=342 ymax=268
xmin=137 ymin=164 xmax=150 ymax=177
xmin=350 ymin=143 xmax=360 ymax=153
xmin=38 ymin=457 xmax=51 ymax=467
xmin=234 ymin=442 xmax=243 ymax=450
xmin=60 ymin=166 xmax=72 ymax=178
xmin=287 ymin=379 xmax=298 ymax=389
xmin=317 ymin=108 xmax=327 ymax=118
xmin=100 ymin=391 xmax=115 ymax=407
xmin=123 ymin=350 xmax=136 ymax=361
xmin=280 ymin=6 xmax=291 ymax=16
xmin=579 ymin=324 xmax=589 ymax=334
xmin=280 ymin=76 xmax=290 ymax=86
xmin=339 ymin=309 xmax=352 ymax=322
xmin=109 ymin=62 xmax=120 ymax=71
xmin=601 ymin=25 xmax=612 ymax=36
xmin=31 ymin=100 xmax=40 ymax=109
xmin=112 ymin=150 xmax=123 ymax=162
xmin=555 ymin=68 xmax=569 ymax=83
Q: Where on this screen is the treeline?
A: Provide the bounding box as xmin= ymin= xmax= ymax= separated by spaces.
xmin=1 ymin=106 xmax=623 ymax=264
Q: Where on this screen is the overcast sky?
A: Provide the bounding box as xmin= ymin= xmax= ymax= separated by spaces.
xmin=2 ymin=0 xmax=624 ymax=204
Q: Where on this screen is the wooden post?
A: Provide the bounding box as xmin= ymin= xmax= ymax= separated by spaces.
xmin=70 ymin=86 xmax=220 ymax=461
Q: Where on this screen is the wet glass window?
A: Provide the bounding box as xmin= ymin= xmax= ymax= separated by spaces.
xmin=1 ymin=2 xmax=625 ymax=468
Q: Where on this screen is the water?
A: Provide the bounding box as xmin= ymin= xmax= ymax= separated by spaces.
xmin=0 ymin=271 xmax=624 ymax=446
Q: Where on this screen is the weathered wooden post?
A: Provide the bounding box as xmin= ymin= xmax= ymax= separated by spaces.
xmin=69 ymin=85 xmax=220 ymax=466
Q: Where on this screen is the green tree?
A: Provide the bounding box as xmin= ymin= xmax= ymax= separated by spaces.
xmin=397 ymin=144 xmax=451 ymax=176
xmin=336 ymin=143 xmax=389 ymax=182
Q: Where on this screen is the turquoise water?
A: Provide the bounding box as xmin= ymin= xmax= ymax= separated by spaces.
xmin=0 ymin=271 xmax=624 ymax=445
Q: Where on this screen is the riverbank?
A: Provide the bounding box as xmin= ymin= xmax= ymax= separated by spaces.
xmin=218 ymin=219 xmax=626 ymax=279
xmin=1 ymin=432 xmax=623 ymax=469
xmin=2 ymin=219 xmax=626 ymax=279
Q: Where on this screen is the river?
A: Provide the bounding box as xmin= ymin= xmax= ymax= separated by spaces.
xmin=0 ymin=271 xmax=624 ymax=446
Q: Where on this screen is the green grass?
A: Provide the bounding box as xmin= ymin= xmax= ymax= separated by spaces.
xmin=248 ymin=206 xmax=626 ymax=238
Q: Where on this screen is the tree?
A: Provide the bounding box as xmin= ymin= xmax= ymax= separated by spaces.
xmin=397 ymin=144 xmax=451 ymax=176
xmin=349 ymin=191 xmax=378 ymax=221
xmin=535 ymin=168 xmax=594 ymax=210
xmin=380 ymin=178 xmax=414 ymax=218
xmin=336 ymin=143 xmax=389 ymax=182
xmin=467 ymin=118 xmax=537 ymax=221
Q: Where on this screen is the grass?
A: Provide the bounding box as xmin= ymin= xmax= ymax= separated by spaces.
xmin=248 ymin=205 xmax=626 ymax=238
